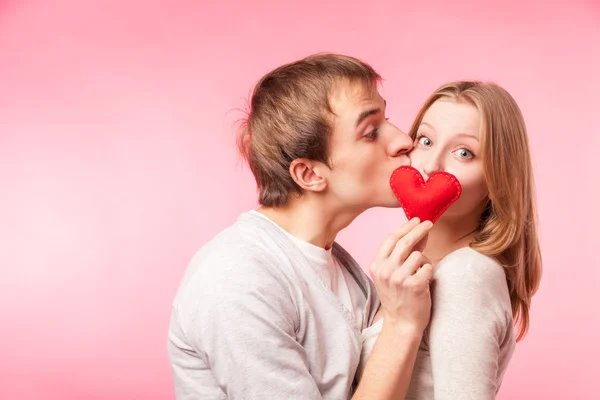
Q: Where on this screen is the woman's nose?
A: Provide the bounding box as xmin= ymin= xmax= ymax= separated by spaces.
xmin=421 ymin=159 xmax=442 ymax=180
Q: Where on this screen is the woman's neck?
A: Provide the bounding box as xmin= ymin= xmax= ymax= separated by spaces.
xmin=423 ymin=212 xmax=481 ymax=264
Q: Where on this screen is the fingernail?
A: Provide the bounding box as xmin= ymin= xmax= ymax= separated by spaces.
xmin=411 ymin=217 xmax=420 ymax=223
xmin=423 ymin=220 xmax=433 ymax=227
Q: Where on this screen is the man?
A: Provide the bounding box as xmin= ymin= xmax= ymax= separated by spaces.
xmin=167 ymin=53 xmax=433 ymax=399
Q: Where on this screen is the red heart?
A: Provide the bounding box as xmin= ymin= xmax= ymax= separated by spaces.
xmin=389 ymin=166 xmax=462 ymax=223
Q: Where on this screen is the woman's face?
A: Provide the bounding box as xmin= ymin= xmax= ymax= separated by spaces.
xmin=408 ymin=99 xmax=488 ymax=220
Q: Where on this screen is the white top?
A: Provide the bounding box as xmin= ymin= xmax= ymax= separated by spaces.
xmin=250 ymin=210 xmax=366 ymax=328
xmin=356 ymin=247 xmax=516 ymax=400
xmin=168 ymin=211 xmax=380 ymax=399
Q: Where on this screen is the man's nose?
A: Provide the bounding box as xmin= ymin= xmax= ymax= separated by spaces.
xmin=388 ymin=128 xmax=413 ymax=157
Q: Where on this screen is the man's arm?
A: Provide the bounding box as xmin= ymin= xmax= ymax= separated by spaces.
xmin=176 ymin=257 xmax=323 ymax=400
xmin=352 ymin=323 xmax=422 ymax=400
xmin=353 ymin=218 xmax=434 ymax=400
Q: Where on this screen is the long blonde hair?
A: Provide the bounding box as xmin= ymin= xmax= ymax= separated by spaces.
xmin=409 ymin=81 xmax=543 ymax=341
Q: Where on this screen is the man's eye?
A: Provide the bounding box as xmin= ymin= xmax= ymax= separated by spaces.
xmin=365 ymin=128 xmax=379 ymax=140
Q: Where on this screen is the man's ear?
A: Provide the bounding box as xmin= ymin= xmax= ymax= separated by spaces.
xmin=289 ymin=158 xmax=328 ymax=193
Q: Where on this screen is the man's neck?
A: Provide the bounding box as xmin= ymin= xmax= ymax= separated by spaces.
xmin=256 ymin=196 xmax=363 ymax=250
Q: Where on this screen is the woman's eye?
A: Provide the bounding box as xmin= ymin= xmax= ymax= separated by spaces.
xmin=418 ymin=136 xmax=432 ymax=147
xmin=454 ymin=148 xmax=474 ymax=159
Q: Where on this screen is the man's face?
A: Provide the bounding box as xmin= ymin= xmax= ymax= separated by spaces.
xmin=321 ymin=82 xmax=413 ymax=212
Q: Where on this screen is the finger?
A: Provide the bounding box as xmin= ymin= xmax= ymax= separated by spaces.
xmin=392 ymin=250 xmax=429 ymax=279
xmin=389 ymin=221 xmax=433 ymax=264
xmin=414 ymin=263 xmax=434 ymax=283
xmin=374 ymin=217 xmax=420 ymax=262
xmin=413 ymin=233 xmax=429 ymax=253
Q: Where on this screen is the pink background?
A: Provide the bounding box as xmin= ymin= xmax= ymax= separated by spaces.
xmin=1 ymin=0 xmax=599 ymax=398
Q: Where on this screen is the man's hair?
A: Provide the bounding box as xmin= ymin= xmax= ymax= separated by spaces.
xmin=237 ymin=53 xmax=381 ymax=207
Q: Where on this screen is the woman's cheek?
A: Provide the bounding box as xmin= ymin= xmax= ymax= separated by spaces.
xmin=457 ymin=174 xmax=488 ymax=207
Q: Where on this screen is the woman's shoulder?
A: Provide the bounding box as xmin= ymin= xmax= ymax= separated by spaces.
xmin=435 ymin=247 xmax=506 ymax=282
xmin=433 ymin=247 xmax=511 ymax=307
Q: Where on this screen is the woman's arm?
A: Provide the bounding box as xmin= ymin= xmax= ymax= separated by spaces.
xmin=428 ymin=253 xmax=513 ymax=400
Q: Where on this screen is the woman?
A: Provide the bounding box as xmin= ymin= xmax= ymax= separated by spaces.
xmin=356 ymin=81 xmax=543 ymax=399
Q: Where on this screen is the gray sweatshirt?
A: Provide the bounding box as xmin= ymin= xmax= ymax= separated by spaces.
xmin=167 ymin=211 xmax=380 ymax=399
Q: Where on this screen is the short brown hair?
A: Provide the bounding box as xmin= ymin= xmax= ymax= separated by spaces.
xmin=237 ymin=53 xmax=381 ymax=207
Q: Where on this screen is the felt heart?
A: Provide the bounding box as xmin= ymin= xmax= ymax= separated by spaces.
xmin=389 ymin=166 xmax=462 ymax=223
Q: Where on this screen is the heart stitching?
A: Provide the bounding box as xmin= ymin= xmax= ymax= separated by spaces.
xmin=390 ymin=166 xmax=462 ymax=223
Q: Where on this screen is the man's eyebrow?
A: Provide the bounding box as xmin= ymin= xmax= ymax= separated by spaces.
xmin=355 ymin=100 xmax=386 ymax=128
xmin=355 ymin=108 xmax=381 ymax=127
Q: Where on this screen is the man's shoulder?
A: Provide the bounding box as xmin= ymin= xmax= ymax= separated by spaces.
xmin=168 ymin=214 xmax=303 ymax=363
xmin=196 ymin=211 xmax=281 ymax=256
xmin=173 ymin=212 xmax=292 ymax=303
